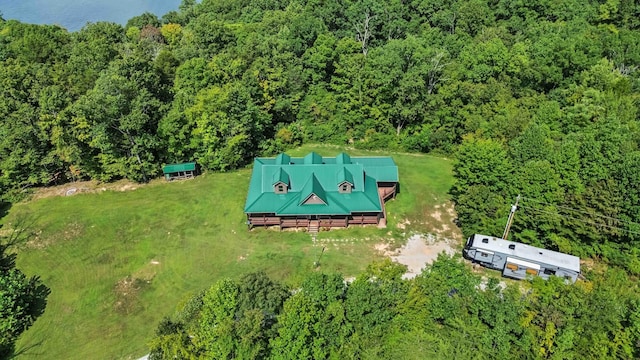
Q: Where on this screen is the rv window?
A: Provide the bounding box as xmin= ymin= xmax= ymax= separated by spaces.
xmin=481 ymin=252 xmax=489 ymax=257
xmin=508 ymin=244 xmax=515 ymax=250
xmin=506 ymin=263 xmax=518 ymax=271
xmin=544 ymin=269 xmax=556 ymax=276
xmin=482 ymin=238 xmax=489 ymax=244
xmin=526 ymin=268 xmax=538 ymax=276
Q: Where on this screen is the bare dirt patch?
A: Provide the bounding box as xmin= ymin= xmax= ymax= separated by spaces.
xmin=62 ymin=222 xmax=83 ymax=240
xmin=24 ymin=230 xmax=51 ymax=249
xmin=396 ymin=219 xmax=411 ymax=230
xmin=425 ymin=202 xmax=463 ymax=241
xmin=20 ymin=222 xmax=83 ymax=250
xmin=114 ymin=276 xmax=148 ymax=315
xmin=113 ymin=261 xmax=159 ymax=314
xmin=430 ymin=205 xmax=443 ymax=222
xmin=29 ymin=178 xmax=155 ymax=201
xmin=377 ymin=234 xmax=458 ymax=279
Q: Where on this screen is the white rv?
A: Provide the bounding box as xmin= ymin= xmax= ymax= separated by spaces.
xmin=463 ymin=234 xmax=581 ymax=283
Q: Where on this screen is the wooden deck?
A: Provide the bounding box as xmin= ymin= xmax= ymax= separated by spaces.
xmin=378 ymin=184 xmax=397 ymax=201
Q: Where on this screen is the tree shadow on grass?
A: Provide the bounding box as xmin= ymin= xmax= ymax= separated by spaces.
xmin=0 ymin=200 xmax=11 ymax=220
xmin=9 ymin=339 xmax=46 ymax=359
xmin=1 ymin=213 xmax=41 ymax=271
xmin=1 ymin=212 xmax=50 ymax=360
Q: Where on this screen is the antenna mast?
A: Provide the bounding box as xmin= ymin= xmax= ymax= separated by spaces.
xmin=502 ymin=194 xmax=520 ymax=240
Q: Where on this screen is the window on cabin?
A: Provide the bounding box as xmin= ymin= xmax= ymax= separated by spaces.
xmin=482 ymin=238 xmax=489 ymax=244
xmin=508 ymin=244 xmax=516 ymax=250
xmin=339 ymin=183 xmax=352 ymax=193
xmin=275 ymin=184 xmax=287 ymax=194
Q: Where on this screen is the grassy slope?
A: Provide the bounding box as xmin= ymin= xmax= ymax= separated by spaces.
xmin=5 ymin=145 xmax=455 ymax=359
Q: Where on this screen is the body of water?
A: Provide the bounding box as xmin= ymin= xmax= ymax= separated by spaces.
xmin=0 ymin=0 xmax=184 ymax=32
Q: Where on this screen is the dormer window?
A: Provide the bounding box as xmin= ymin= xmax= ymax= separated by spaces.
xmin=272 ymin=168 xmax=290 ymax=194
xmin=274 ymin=182 xmax=288 ymax=194
xmin=339 ymin=182 xmax=352 ymax=194
xmin=336 ymin=167 xmax=354 ymax=194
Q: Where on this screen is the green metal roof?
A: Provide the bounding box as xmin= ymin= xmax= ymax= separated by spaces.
xmin=336 ymin=152 xmax=351 ymax=164
xmin=272 ymin=168 xmax=290 ymax=186
xmin=244 ymin=152 xmax=398 ymax=216
xmin=299 ymin=174 xmax=327 ymax=205
xmin=163 ymin=162 xmax=196 ymax=174
xmin=304 ymin=152 xmax=323 ymax=164
xmin=275 ymin=153 xmax=291 ymax=165
xmin=336 ymin=167 xmax=354 ymax=185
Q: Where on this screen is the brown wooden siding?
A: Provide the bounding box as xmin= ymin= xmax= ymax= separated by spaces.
xmin=165 ymin=170 xmax=195 ymax=181
xmin=319 ymin=216 xmax=349 ymax=228
xmin=280 ymin=218 xmax=310 ymax=228
xmin=348 ymin=213 xmax=381 ymax=225
xmin=248 ymin=214 xmax=280 ymax=226
xmin=248 ymin=214 xmax=380 ymax=228
xmin=247 ymin=181 xmax=397 ymax=229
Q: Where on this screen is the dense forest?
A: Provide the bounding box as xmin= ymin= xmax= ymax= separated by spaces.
xmin=149 ymin=259 xmax=640 ymax=359
xmin=1 ymin=0 xmax=640 ymax=357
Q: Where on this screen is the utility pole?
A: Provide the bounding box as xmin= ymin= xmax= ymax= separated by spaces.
xmin=502 ymin=195 xmax=520 ymax=240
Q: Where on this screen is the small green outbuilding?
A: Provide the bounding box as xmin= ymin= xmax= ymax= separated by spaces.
xmin=163 ymin=162 xmax=197 ymax=181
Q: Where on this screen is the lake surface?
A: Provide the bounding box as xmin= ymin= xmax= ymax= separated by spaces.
xmin=0 ymin=0 xmax=183 ymax=32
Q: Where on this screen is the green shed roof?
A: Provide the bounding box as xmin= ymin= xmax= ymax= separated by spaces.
xmin=163 ymin=162 xmax=196 ymax=174
xmin=244 ymin=152 xmax=398 ymax=216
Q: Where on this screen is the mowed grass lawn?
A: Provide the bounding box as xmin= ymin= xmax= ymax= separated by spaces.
xmin=4 ymin=144 xmax=455 ymax=359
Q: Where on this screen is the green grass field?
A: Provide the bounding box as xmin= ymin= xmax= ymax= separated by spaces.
xmin=4 ymin=145 xmax=455 ymax=359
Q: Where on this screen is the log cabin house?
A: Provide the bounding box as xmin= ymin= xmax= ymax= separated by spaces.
xmin=244 ymin=152 xmax=398 ymax=230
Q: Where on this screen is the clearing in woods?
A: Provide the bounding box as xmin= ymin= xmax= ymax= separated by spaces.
xmin=3 ymin=144 xmax=459 ymax=360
